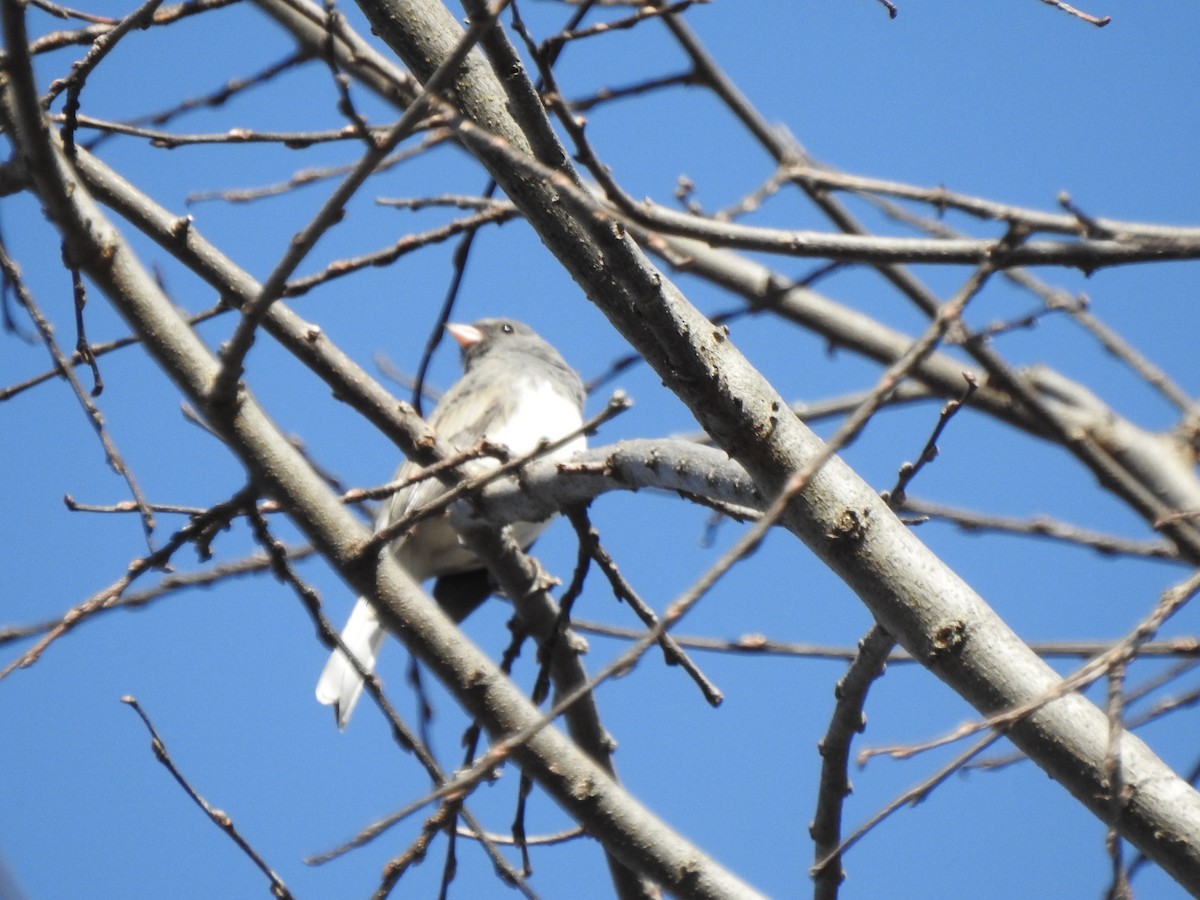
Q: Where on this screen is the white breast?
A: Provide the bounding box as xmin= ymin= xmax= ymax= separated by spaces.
xmin=484 ymin=380 xmax=586 ymax=460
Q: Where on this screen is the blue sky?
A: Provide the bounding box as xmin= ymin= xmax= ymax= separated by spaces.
xmin=3 ymin=1 xmax=1199 ymax=898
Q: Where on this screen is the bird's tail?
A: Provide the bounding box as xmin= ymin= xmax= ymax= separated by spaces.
xmin=316 ymin=598 xmax=386 ymax=729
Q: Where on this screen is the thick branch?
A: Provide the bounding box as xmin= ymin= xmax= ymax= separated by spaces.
xmin=342 ymin=0 xmax=1200 ymax=889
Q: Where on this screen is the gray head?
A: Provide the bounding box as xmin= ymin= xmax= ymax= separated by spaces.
xmin=445 ymin=318 xmax=535 ymax=364
xmin=445 ymin=317 xmax=583 ymax=406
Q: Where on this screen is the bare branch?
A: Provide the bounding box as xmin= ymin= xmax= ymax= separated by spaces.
xmin=122 ymin=697 xmax=295 ymax=900
xmin=810 ymin=624 xmax=894 ymax=900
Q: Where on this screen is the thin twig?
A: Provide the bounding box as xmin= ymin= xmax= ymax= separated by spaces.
xmin=813 ymin=733 xmax=1002 ymax=876
xmin=1037 ymin=0 xmax=1110 ymax=27
xmin=1103 ymin=664 xmax=1132 ymax=899
xmin=121 ymin=697 xmax=295 ymax=900
xmin=810 ymin=624 xmax=895 ymax=899
xmin=282 ymin=203 xmax=518 ymax=298
xmin=0 ymin=300 xmax=227 ymax=403
xmin=185 ymin=132 xmax=452 ymax=204
xmin=0 ymin=240 xmax=157 ymax=546
xmin=0 ymin=489 xmax=254 ymax=679
xmin=897 ymin=497 xmax=1181 ymax=562
xmin=566 ymin=506 xmax=723 ymax=706
xmin=540 ymin=0 xmax=703 ymax=51
xmin=883 ymin=375 xmax=977 ymax=507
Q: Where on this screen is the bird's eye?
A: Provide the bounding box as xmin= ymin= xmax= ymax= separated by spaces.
xmin=501 ymin=323 xmax=513 ymax=334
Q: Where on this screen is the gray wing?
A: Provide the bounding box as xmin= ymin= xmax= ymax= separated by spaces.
xmin=376 ymin=365 xmax=513 ymax=535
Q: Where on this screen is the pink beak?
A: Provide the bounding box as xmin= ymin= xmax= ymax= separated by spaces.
xmin=445 ymin=322 xmax=483 ymax=349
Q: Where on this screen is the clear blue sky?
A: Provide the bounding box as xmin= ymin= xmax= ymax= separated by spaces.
xmin=3 ymin=1 xmax=1198 ymax=898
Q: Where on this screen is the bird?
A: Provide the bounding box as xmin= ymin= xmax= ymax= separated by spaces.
xmin=316 ymin=318 xmax=587 ymax=728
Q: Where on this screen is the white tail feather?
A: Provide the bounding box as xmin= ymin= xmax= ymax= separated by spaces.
xmin=315 ymin=598 xmax=386 ymax=729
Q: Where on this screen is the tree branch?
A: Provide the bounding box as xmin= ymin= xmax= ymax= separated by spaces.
xmin=334 ymin=0 xmax=1200 ymax=888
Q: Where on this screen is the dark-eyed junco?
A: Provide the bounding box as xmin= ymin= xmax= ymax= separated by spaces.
xmin=316 ymin=318 xmax=586 ymax=728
